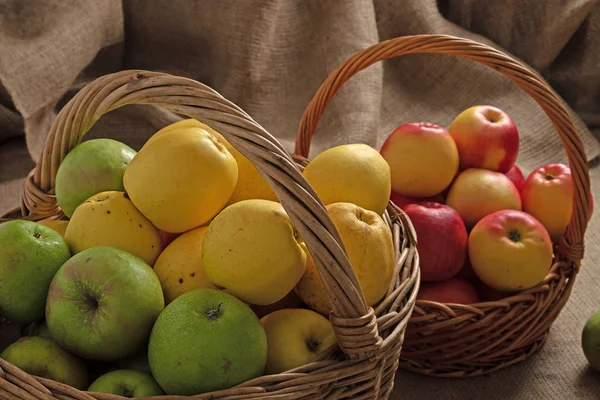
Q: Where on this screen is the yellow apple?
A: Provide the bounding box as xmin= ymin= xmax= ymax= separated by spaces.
xmin=302 ymin=144 xmax=391 ymax=215
xmin=153 ymin=226 xmax=217 ymax=304
xmin=38 ymin=219 xmax=69 ymax=238
xmin=260 ymin=308 xmax=337 ymax=374
xmin=202 ymin=200 xmax=307 ymax=305
xmin=124 ymin=124 xmax=238 ymax=233
xmin=295 ymin=202 xmax=395 ymax=315
xmin=148 ymin=119 xmax=277 ymax=204
xmin=64 ymin=191 xmax=162 ymax=266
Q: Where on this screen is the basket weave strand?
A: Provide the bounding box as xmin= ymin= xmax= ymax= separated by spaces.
xmin=295 ymin=34 xmax=591 ymax=377
xmin=0 ymin=68 xmax=418 ymax=398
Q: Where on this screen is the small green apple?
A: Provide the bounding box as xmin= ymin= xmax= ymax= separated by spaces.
xmin=0 ymin=336 xmax=88 ymax=389
xmin=45 ymin=246 xmax=164 ymax=361
xmin=55 ymin=138 xmax=136 ymax=218
xmin=582 ymin=309 xmax=600 ymax=371
xmin=87 ymin=369 xmax=163 ymax=397
xmin=148 ymin=289 xmax=267 ymax=395
xmin=0 ymin=220 xmax=71 ymax=323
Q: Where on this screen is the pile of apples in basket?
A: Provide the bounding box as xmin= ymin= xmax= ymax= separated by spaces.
xmin=1 ymin=105 xmax=597 ymax=397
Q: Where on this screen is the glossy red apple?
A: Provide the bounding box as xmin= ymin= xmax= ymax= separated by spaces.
xmin=403 ymin=202 xmax=468 ymax=281
xmin=505 ymin=165 xmax=526 ymax=192
xmin=449 ymin=105 xmax=520 ymax=172
xmin=417 ymin=278 xmax=481 ymax=304
xmin=390 ymin=191 xmax=445 ymax=209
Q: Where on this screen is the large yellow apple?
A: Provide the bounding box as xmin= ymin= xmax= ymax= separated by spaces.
xmin=123 ymin=124 xmax=238 ymax=233
xmin=148 ymin=119 xmax=277 ymax=204
xmin=295 ymin=202 xmax=395 ymax=315
xmin=260 ymin=308 xmax=337 ymax=374
xmin=153 ymin=226 xmax=217 ymax=304
xmin=64 ymin=191 xmax=162 ymax=266
xmin=202 ymin=200 xmax=307 ymax=305
xmin=302 ymin=144 xmax=391 ymax=215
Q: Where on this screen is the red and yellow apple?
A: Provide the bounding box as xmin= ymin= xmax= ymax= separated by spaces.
xmin=446 ymin=168 xmax=522 ymax=228
xmin=521 ymin=163 xmax=573 ymax=242
xmin=380 ymin=122 xmax=459 ymax=197
xmin=403 ymin=202 xmax=467 ymax=281
xmin=505 ymin=165 xmax=526 ymax=192
xmin=449 ymin=105 xmax=519 ymax=172
xmin=417 ymin=278 xmax=480 ymax=304
xmin=468 ymin=210 xmax=553 ymax=292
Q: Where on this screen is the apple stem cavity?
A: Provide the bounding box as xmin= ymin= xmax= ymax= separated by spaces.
xmin=33 ymin=231 xmax=41 ymax=239
xmin=306 ymin=338 xmax=321 ymax=353
xmin=544 ymin=174 xmax=554 ymax=181
xmin=122 ymin=387 xmax=134 ymax=398
xmin=205 ymin=303 xmax=223 ymax=321
xmin=508 ymin=229 xmax=521 ymax=243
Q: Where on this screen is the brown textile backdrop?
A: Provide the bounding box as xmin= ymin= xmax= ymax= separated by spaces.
xmin=1 ymin=0 xmax=600 ymax=399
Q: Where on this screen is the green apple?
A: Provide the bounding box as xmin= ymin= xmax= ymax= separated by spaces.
xmin=45 ymin=246 xmax=164 ymax=361
xmin=23 ymin=320 xmax=53 ymax=339
xmin=55 ymin=138 xmax=136 ymax=218
xmin=117 ymin=345 xmax=152 ymax=374
xmin=582 ymin=309 xmax=600 ymax=371
xmin=148 ymin=289 xmax=267 ymax=395
xmin=88 ymin=369 xmax=163 ymax=397
xmin=0 ymin=336 xmax=88 ymax=389
xmin=0 ymin=220 xmax=71 ymax=323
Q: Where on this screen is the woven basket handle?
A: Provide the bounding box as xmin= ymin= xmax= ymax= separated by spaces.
xmin=295 ymin=34 xmax=592 ymax=264
xmin=16 ymin=70 xmax=379 ymax=360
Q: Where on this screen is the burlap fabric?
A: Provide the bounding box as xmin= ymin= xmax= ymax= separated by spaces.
xmin=1 ymin=0 xmax=599 ymax=399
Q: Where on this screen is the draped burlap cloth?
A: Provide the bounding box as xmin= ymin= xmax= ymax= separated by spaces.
xmin=1 ymin=1 xmax=599 ymax=399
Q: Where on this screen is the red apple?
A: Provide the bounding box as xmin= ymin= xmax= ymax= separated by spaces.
xmin=446 ymin=168 xmax=522 ymax=228
xmin=381 ymin=122 xmax=459 ymax=197
xmin=455 ymin=258 xmax=479 ymax=284
xmin=160 ymin=231 xmax=182 ymax=249
xmin=468 ymin=210 xmax=553 ymax=292
xmin=390 ymin=190 xmax=445 ymax=209
xmin=521 ymin=163 xmax=574 ymax=242
xmin=505 ymin=165 xmax=526 ymax=192
xmin=449 ymin=105 xmax=520 ymax=172
xmin=417 ymin=278 xmax=481 ymax=304
xmin=403 ymin=202 xmax=468 ymax=281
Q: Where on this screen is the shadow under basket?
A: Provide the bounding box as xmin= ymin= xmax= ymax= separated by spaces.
xmin=294 ymin=34 xmax=592 ymax=378
xmin=0 ymin=68 xmax=419 ymax=398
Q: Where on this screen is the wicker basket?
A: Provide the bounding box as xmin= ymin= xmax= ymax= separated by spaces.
xmin=295 ymin=34 xmax=593 ymax=378
xmin=0 ymin=68 xmax=419 ymax=398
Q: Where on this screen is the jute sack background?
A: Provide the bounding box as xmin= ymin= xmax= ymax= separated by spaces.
xmin=1 ymin=0 xmax=599 ymax=399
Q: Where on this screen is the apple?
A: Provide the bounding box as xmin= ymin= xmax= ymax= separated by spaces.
xmin=117 ymin=345 xmax=152 ymax=375
xmin=521 ymin=163 xmax=574 ymax=241
xmin=65 ymin=191 xmax=162 ymax=266
xmin=203 ymin=200 xmax=307 ymax=306
xmin=446 ymin=168 xmax=522 ymax=228
xmin=295 ymin=202 xmax=395 ymax=315
xmin=124 ymin=125 xmax=238 ymax=233
xmin=403 ymin=202 xmax=467 ymax=281
xmin=45 ymin=246 xmax=164 ymax=361
xmin=55 ymin=138 xmax=136 ymax=218
xmin=0 ymin=220 xmax=71 ymax=323
xmin=390 ymin=190 xmax=445 ymax=209
xmin=505 ymin=164 xmax=526 ymax=192
xmin=448 ymin=105 xmax=519 ymax=172
xmin=582 ymin=309 xmax=600 ymax=371
xmin=260 ymin=308 xmax=337 ymax=374
xmin=148 ymin=289 xmax=267 ymax=395
xmin=455 ymin=259 xmax=478 ymax=284
xmin=380 ymin=122 xmax=459 ymax=197
xmin=0 ymin=336 xmax=88 ymax=389
xmin=468 ymin=210 xmax=553 ymax=292
xmin=38 ymin=219 xmax=69 ymax=238
xmin=87 ymin=369 xmax=163 ymax=397
xmin=302 ymin=144 xmax=391 ymax=215
xmin=417 ymin=279 xmax=480 ymax=304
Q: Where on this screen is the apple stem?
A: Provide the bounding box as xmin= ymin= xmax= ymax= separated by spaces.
xmin=33 ymin=231 xmax=41 ymax=239
xmin=508 ymin=229 xmax=521 ymax=243
xmin=205 ymin=303 xmax=223 ymax=321
xmin=306 ymin=338 xmax=321 ymax=353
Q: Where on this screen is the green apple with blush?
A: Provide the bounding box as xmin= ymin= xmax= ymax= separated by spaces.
xmin=45 ymin=246 xmax=164 ymax=361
